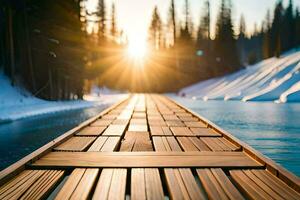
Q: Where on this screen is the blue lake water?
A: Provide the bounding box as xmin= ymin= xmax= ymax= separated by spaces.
xmin=0 ymin=105 xmax=108 ymax=170
xmin=171 ymin=96 xmax=300 ymax=176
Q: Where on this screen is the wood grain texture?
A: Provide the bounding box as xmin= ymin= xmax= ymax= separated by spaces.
xmin=32 ymin=152 xmax=262 ymax=168
xmin=54 ymin=137 xmax=96 ymax=152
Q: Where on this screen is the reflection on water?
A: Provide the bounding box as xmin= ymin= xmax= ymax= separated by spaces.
xmin=172 ymin=96 xmax=300 ymax=176
xmin=0 ymin=106 xmax=107 ymax=170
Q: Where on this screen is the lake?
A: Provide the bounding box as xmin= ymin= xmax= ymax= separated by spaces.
xmin=171 ymin=95 xmax=300 ymax=176
xmin=0 ymin=105 xmax=108 ymax=170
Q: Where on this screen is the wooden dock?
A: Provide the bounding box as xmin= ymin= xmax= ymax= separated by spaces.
xmin=0 ymin=94 xmax=299 ymax=199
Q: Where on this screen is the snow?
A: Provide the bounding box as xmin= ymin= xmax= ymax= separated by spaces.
xmin=0 ymin=71 xmax=127 ymax=123
xmin=179 ymin=49 xmax=300 ymax=103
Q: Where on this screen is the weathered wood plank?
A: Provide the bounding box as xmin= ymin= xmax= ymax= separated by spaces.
xmin=90 ymin=119 xmax=112 ymax=126
xmin=0 ymin=170 xmax=64 ymax=200
xmin=76 ymin=126 xmax=106 ymax=136
xmin=120 ymin=132 xmax=152 ymax=151
xmin=54 ymin=137 xmax=96 ymax=152
xmin=131 ymin=168 xmax=164 ymax=200
xmin=32 ymin=152 xmax=262 ymax=168
xmin=190 ymin=127 xmax=222 ymax=137
xmin=184 ymin=121 xmax=207 ymax=128
xmin=229 ymin=170 xmax=274 ymax=199
xmin=251 ymin=170 xmax=300 ymax=200
xmin=102 ymin=124 xmax=127 ymax=136
xmin=128 ymin=124 xmax=148 ymax=132
xmin=170 ymin=127 xmax=194 ymax=136
xmin=197 ymin=168 xmax=244 ymax=200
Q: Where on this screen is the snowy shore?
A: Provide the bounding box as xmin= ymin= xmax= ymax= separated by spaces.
xmin=0 ymin=72 xmax=127 ymax=123
xmin=180 ymin=49 xmax=300 ymax=103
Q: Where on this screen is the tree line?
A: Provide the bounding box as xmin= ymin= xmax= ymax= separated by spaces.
xmin=146 ymin=0 xmax=300 ymax=90
xmin=1 ymin=0 xmax=300 ymax=97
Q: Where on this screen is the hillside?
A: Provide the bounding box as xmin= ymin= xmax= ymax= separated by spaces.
xmin=179 ymin=49 xmax=300 ymax=103
xmin=0 ymin=71 xmax=126 ymax=122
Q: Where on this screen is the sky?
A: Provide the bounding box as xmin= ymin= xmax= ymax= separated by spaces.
xmin=86 ymin=0 xmax=300 ymax=43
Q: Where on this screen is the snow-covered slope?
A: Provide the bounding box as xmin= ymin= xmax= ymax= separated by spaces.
xmin=179 ymin=49 xmax=300 ymax=103
xmin=0 ymin=71 xmax=127 ymax=122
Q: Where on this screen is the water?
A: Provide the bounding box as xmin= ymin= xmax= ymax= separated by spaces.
xmin=171 ymin=96 xmax=300 ymax=176
xmin=0 ymin=105 xmax=108 ymax=170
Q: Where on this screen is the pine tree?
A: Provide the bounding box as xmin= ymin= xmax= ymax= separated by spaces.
xmin=282 ymin=0 xmax=295 ymax=52
xmin=239 ymin=14 xmax=246 ymax=39
xmin=149 ymin=6 xmax=162 ymax=50
xmin=262 ymin=9 xmax=272 ymax=59
xmin=214 ymin=0 xmax=240 ymax=74
xmin=196 ymin=0 xmax=212 ymax=77
xmin=197 ymin=0 xmax=210 ymax=42
xmin=168 ymin=0 xmax=176 ymax=46
xmin=110 ymin=3 xmax=117 ymax=40
xmin=97 ymin=0 xmax=106 ymax=40
xmin=295 ymin=8 xmax=300 ymax=46
xmin=271 ymin=1 xmax=284 ymax=57
xmin=180 ymin=0 xmax=192 ymax=40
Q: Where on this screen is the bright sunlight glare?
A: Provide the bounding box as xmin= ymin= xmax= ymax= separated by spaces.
xmin=127 ymin=38 xmax=148 ymax=60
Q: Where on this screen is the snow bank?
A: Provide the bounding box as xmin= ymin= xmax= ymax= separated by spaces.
xmin=179 ymin=49 xmax=300 ymax=103
xmin=0 ymin=71 xmax=127 ymax=123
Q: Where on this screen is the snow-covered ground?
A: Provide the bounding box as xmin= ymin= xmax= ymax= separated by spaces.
xmin=0 ymin=71 xmax=127 ymax=123
xmin=179 ymin=49 xmax=300 ymax=103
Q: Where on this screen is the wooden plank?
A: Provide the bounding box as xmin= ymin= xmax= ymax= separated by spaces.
xmin=128 ymin=124 xmax=148 ymax=132
xmin=152 ymin=137 xmax=167 ymax=151
xmin=197 ymin=168 xmax=244 ymax=200
xmin=131 ymin=168 xmax=164 ymax=200
xmin=177 ymin=137 xmax=199 ymax=151
xmin=178 ymin=116 xmax=199 ymax=122
xmin=92 ymin=168 xmax=127 ymax=200
xmin=184 ymin=121 xmax=207 ymax=128
xmin=54 ymin=137 xmax=96 ymax=152
xmin=243 ymin=170 xmax=286 ymax=200
xmin=130 ymin=119 xmax=147 ymax=124
xmin=88 ymin=136 xmax=120 ymax=152
xmin=190 ymin=127 xmax=221 ymax=137
xmin=76 ymin=126 xmax=106 ymax=136
xmin=20 ymin=170 xmax=64 ymax=200
xmin=90 ymin=119 xmax=112 ymax=126
xmin=102 ymin=124 xmax=127 ymax=136
xmin=218 ymin=138 xmax=240 ymax=151
xmin=62 ymin=168 xmax=99 ymax=200
xmin=229 ymin=170 xmax=274 ymax=199
xmin=150 ymin=126 xmax=172 ymax=136
xmin=120 ymin=132 xmax=152 ymax=151
xmin=163 ymin=115 xmax=180 ymax=121
xmin=0 ymin=170 xmax=64 ymax=200
xmin=164 ymin=168 xmax=206 ymax=200
xmin=102 ymin=114 xmax=118 ymax=120
xmin=170 ymin=127 xmax=194 ymax=136
xmin=189 ymin=137 xmax=211 ymax=151
xmin=166 ymin=120 xmax=185 ymax=127
xmin=33 ymin=152 xmax=262 ymax=168
xmin=88 ymin=137 xmax=108 ymax=151
xmin=132 ymin=112 xmax=146 ymax=118
xmin=166 ymin=137 xmax=183 ymax=151
xmin=131 ymin=168 xmax=146 ymax=200
xmin=100 ymin=137 xmax=121 ymax=152
xmin=251 ymin=170 xmax=300 ymax=200
xmin=112 ymin=119 xmax=129 ymax=125
xmin=201 ymin=137 xmax=232 ymax=151
xmin=148 ymin=120 xmax=166 ymax=126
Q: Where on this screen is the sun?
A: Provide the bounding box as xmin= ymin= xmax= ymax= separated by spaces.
xmin=127 ymin=39 xmax=147 ymax=60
